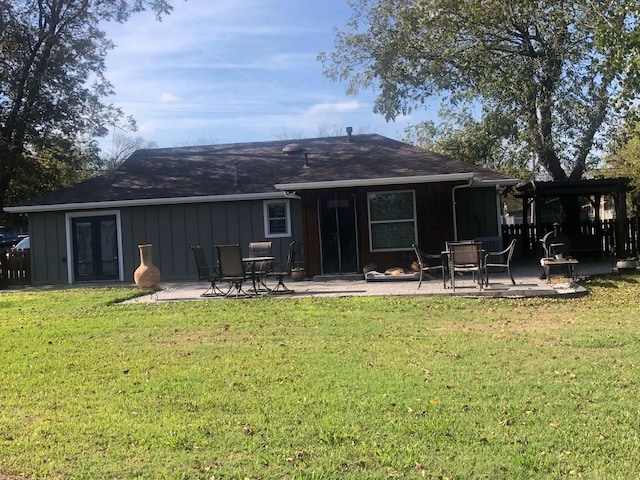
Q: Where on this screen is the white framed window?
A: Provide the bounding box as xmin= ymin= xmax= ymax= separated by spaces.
xmin=368 ymin=190 xmax=417 ymax=251
xmin=264 ymin=199 xmax=291 ymax=238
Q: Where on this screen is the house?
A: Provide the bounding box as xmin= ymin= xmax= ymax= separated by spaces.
xmin=4 ymin=133 xmax=519 ymax=285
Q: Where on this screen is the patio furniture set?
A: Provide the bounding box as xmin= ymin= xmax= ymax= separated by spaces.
xmin=190 ymin=241 xmax=298 ymax=298
xmin=413 ymin=239 xmax=518 ymax=291
xmin=191 ymin=232 xmax=576 ymax=298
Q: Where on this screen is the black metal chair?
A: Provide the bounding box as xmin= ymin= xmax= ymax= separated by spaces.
xmin=483 ymin=238 xmax=517 ymax=285
xmin=447 ymin=241 xmax=484 ymax=291
xmin=412 ymin=243 xmax=446 ymax=289
xmin=216 ymin=244 xmax=253 ymax=297
xmin=266 ymin=240 xmax=297 ymax=294
xmin=189 ymin=245 xmax=229 ymax=296
xmin=247 ymin=241 xmax=273 ymax=291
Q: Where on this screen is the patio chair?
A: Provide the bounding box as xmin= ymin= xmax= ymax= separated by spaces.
xmin=447 ymin=241 xmax=484 ymax=291
xmin=483 ymin=238 xmax=517 ymax=285
xmin=216 ymin=244 xmax=253 ymax=297
xmin=189 ymin=245 xmax=229 ymax=296
xmin=412 ymin=243 xmax=447 ymax=289
xmin=247 ymin=241 xmax=273 ymax=290
xmin=266 ymin=240 xmax=297 ymax=294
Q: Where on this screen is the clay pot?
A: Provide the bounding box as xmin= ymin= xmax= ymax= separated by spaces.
xmin=290 ymin=269 xmax=306 ymax=281
xmin=134 ymin=244 xmax=161 ymax=288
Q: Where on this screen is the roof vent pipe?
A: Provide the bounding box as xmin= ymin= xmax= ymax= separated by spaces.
xmin=346 ymin=126 xmax=353 ymax=142
xmin=234 ymin=162 xmax=239 ymax=186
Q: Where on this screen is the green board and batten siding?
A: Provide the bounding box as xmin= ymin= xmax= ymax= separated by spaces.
xmin=27 ymin=199 xmax=302 ymax=285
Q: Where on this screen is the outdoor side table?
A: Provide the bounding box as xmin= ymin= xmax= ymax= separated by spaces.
xmin=541 ymin=258 xmax=579 ymax=282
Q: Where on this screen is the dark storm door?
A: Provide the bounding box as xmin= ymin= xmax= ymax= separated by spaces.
xmin=72 ymin=215 xmax=119 ymax=281
xmin=319 ymin=192 xmax=358 ymax=274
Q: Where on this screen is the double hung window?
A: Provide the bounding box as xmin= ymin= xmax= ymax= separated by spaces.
xmin=264 ymin=199 xmax=291 ymax=237
xmin=368 ymin=190 xmax=417 ymax=251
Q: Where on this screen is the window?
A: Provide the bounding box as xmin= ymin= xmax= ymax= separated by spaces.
xmin=368 ymin=190 xmax=417 ymax=251
xmin=264 ymin=199 xmax=291 ymax=238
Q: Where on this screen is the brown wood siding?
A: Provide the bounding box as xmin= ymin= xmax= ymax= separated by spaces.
xmin=455 ymin=187 xmax=499 ymax=239
xmin=300 ymin=193 xmax=320 ymax=276
xmin=299 ymin=182 xmax=463 ymax=277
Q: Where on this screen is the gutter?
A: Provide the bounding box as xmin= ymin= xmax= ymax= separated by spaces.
xmin=275 ymin=172 xmax=475 ymax=191
xmin=452 ymin=177 xmax=474 ymax=240
xmin=4 ymin=191 xmax=290 ymax=214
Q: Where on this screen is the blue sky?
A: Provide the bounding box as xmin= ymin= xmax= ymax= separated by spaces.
xmin=99 ymin=0 xmax=439 ymax=150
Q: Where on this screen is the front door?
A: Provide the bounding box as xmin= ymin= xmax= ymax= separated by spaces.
xmin=72 ymin=215 xmax=119 ymax=282
xmin=319 ymin=192 xmax=358 ymax=274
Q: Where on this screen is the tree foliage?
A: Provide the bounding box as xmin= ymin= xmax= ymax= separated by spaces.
xmin=320 ymin=0 xmax=640 ymax=181
xmin=403 ymin=104 xmax=536 ymax=181
xmin=605 ymin=117 xmax=640 ymax=212
xmin=0 ymin=0 xmax=173 ymax=219
xmin=97 ymin=132 xmax=158 ymax=172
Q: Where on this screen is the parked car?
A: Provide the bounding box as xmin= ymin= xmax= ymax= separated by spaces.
xmin=0 ymin=226 xmax=19 ymax=248
xmin=12 ymin=236 xmax=29 ymax=251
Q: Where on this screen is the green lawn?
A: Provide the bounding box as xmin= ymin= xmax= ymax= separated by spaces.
xmin=1 ymin=276 xmax=639 ymax=479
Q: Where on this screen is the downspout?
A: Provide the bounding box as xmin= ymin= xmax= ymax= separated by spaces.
xmin=452 ymin=177 xmax=474 ymax=241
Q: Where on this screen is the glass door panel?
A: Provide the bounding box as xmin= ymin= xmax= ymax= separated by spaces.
xmin=319 ymin=193 xmax=358 ymax=274
xmin=72 ymin=215 xmax=119 ymax=281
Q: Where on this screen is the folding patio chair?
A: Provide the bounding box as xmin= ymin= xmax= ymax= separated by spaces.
xmin=247 ymin=241 xmax=273 ymax=291
xmin=216 ymin=244 xmax=253 ymax=297
xmin=189 ymin=245 xmax=229 ymax=296
xmin=483 ymin=238 xmax=517 ymax=285
xmin=446 ymin=241 xmax=484 ymax=291
xmin=412 ymin=243 xmax=447 ymax=289
xmin=266 ymin=240 xmax=297 ymax=294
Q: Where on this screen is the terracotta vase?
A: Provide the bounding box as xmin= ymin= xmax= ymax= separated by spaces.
xmin=134 ymin=244 xmax=161 ymax=288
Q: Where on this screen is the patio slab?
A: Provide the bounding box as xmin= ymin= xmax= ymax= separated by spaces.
xmin=127 ymin=259 xmax=616 ymax=303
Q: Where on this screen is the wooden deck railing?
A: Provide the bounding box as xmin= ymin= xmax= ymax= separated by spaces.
xmin=0 ymin=250 xmax=31 ymax=288
xmin=501 ymin=217 xmax=640 ymax=258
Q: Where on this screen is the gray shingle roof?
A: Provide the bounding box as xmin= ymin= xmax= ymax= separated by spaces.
xmin=9 ymin=134 xmax=516 ymax=209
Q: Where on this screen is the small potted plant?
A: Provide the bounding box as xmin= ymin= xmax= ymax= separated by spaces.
xmin=290 ymin=268 xmax=306 ymax=281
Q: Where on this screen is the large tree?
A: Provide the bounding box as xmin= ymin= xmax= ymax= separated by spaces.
xmin=320 ymin=0 xmax=640 ymax=181
xmin=0 ymin=0 xmax=173 ymax=217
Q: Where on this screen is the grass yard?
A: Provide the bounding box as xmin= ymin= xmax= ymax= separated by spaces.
xmin=1 ymin=275 xmax=639 ymax=479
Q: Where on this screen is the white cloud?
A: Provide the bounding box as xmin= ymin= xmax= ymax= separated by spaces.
xmin=95 ymin=0 xmax=440 ymax=151
xmin=159 ymin=92 xmax=181 ymax=103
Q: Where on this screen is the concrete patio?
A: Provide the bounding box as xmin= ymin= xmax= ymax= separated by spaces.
xmin=128 ymin=258 xmax=622 ymax=303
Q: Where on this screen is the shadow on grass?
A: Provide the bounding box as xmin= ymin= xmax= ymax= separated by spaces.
xmin=586 ymin=274 xmax=639 ymax=289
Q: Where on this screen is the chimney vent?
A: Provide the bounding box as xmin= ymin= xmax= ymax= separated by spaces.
xmin=346 ymin=126 xmax=353 ymax=142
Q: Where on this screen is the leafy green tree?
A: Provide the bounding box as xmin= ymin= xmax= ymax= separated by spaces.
xmin=403 ymin=105 xmax=535 ymax=181
xmin=320 ymin=0 xmax=640 ymax=181
xmin=605 ymin=118 xmax=640 ymax=213
xmin=0 ymin=0 xmax=174 ymax=218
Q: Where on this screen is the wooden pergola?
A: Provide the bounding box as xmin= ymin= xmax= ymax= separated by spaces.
xmin=514 ymin=178 xmax=634 ymax=258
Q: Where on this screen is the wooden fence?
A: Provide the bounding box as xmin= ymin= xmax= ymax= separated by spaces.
xmin=0 ymin=250 xmax=31 ymax=288
xmin=502 ymin=218 xmax=640 ymax=258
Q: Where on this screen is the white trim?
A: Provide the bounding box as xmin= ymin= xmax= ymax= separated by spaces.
xmin=4 ymin=192 xmax=289 ymax=214
xmin=473 ymin=178 xmax=521 ymax=187
xmin=65 ymin=210 xmax=124 ymax=284
xmin=367 ymin=190 xmax=417 ymax=252
xmin=263 ymin=199 xmax=292 ymax=238
xmin=275 ymin=173 xmax=475 ymax=191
